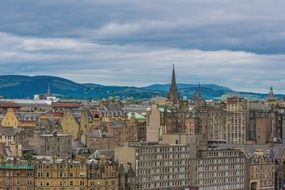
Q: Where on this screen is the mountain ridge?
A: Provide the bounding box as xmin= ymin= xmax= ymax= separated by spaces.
xmin=0 ymin=75 xmax=283 ymax=100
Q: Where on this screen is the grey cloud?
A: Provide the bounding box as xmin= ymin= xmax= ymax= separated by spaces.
xmin=0 ymin=33 xmax=285 ymax=93
xmin=1 ymin=0 xmax=285 ymax=53
xmin=1 ymin=1 xmax=285 ymax=93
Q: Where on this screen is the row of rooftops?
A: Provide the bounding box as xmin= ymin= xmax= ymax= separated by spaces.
xmin=0 ymin=157 xmax=117 ymax=168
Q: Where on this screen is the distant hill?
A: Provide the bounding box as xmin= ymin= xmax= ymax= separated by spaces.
xmin=0 ymin=75 xmax=88 ymax=99
xmin=0 ymin=75 xmax=283 ymax=100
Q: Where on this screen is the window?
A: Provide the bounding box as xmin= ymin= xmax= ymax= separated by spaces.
xmin=27 ymin=171 xmax=33 ymax=176
xmin=27 ymin=180 xmax=32 ymax=185
xmin=37 ymin=173 xmax=43 ymax=178
xmin=70 ymin=181 xmax=73 ymax=186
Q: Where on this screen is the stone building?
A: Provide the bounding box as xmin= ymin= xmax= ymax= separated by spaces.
xmin=123 ymin=113 xmax=138 ymax=142
xmin=1 ymin=109 xmax=40 ymax=129
xmin=247 ymin=102 xmax=271 ymax=144
xmin=207 ymin=103 xmax=227 ymax=144
xmin=137 ymin=122 xmax=146 ymax=142
xmin=86 ymin=130 xmax=116 ymax=152
xmin=247 ymin=149 xmax=275 ymax=190
xmin=1 ymin=108 xmax=19 ymax=128
xmin=271 ymin=106 xmax=285 ymax=143
xmin=118 ymin=163 xmax=136 ymax=190
xmin=0 ymin=127 xmax=22 ymax=146
xmin=29 ymin=131 xmax=72 ymax=158
xmin=164 ymin=106 xmax=189 ymax=135
xmin=146 ymin=104 xmax=160 ymax=143
xmin=226 ymin=97 xmax=248 ymax=144
xmin=87 ymin=156 xmax=119 ymax=190
xmin=80 ymin=109 xmax=94 ymax=135
xmin=109 ymin=119 xmax=124 ymax=146
xmin=60 ymin=110 xmax=80 ymax=140
xmin=0 ymin=158 xmax=34 ymax=190
xmin=35 ymin=157 xmax=87 ymax=190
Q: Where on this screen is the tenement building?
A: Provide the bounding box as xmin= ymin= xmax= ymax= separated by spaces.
xmin=29 ymin=131 xmax=72 ymax=158
xmin=205 ymin=103 xmax=227 ymax=144
xmin=34 ymin=157 xmax=87 ymax=190
xmin=247 ymin=149 xmax=275 ymax=190
xmin=87 ymin=157 xmax=119 ymax=190
xmin=247 ymin=102 xmax=271 ymax=144
xmin=0 ymin=159 xmax=34 ymax=190
xmin=226 ymin=97 xmax=247 ymax=144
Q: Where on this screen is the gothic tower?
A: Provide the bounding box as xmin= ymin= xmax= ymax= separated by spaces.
xmin=167 ymin=64 xmax=179 ymax=105
xmin=192 ymin=82 xmax=205 ymax=105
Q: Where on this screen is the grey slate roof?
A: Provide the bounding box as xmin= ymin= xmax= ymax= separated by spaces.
xmin=89 ymin=149 xmax=115 ymax=159
xmin=0 ymin=127 xmax=22 ymax=136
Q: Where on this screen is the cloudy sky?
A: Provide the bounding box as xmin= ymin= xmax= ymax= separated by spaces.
xmin=1 ymin=0 xmax=285 ymax=93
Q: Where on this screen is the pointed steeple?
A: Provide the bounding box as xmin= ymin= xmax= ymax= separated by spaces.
xmin=192 ymin=82 xmax=204 ymax=105
xmin=267 ymin=86 xmax=275 ymax=100
xmin=198 ymin=82 xmax=201 ymax=96
xmin=167 ymin=64 xmax=179 ymax=105
xmin=47 ymin=85 xmax=52 ymax=97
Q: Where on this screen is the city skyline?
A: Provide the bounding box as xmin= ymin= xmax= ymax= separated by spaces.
xmin=1 ymin=1 xmax=285 ymax=93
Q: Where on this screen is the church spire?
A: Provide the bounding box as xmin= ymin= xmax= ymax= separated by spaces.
xmin=267 ymin=86 xmax=275 ymax=100
xmin=47 ymin=85 xmax=52 ymax=97
xmin=167 ymin=64 xmax=179 ymax=105
xmin=192 ymin=82 xmax=204 ymax=105
xmin=198 ymin=82 xmax=201 ymax=95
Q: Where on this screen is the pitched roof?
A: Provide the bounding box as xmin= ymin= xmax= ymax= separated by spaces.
xmin=0 ymin=102 xmax=20 ymax=108
xmin=89 ymin=149 xmax=115 ymax=159
xmin=0 ymin=127 xmax=22 ymax=136
xmin=52 ymin=102 xmax=81 ymax=109
xmin=88 ymin=130 xmax=102 ymax=138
